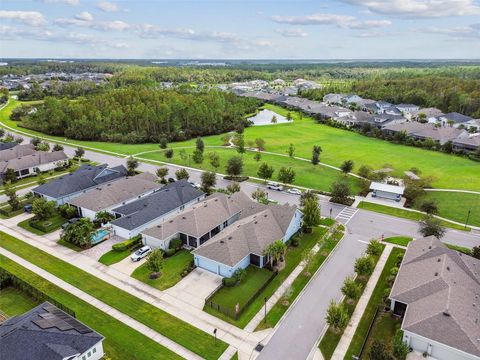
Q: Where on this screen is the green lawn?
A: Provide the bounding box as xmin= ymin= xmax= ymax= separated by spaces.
xmin=206 ymin=266 xmax=273 ymax=317
xmin=138 ymin=147 xmax=362 ymax=194
xmin=57 ymin=238 xmax=83 ymax=252
xmin=255 ymin=226 xmax=332 ymax=330
xmin=319 ymin=246 xmax=385 ymax=360
xmin=131 ymin=250 xmax=193 ymax=290
xmin=361 ymin=312 xmax=403 ymax=359
xmin=319 ymin=217 xmax=336 ymax=227
xmin=0 ymin=231 xmax=228 ymax=359
xmin=17 ymin=213 xmax=66 ymax=235
xmin=344 ymin=247 xmax=405 ymax=359
xmin=204 ymin=229 xmax=322 ymax=328
xmin=98 ymin=248 xmax=130 ymax=265
xmin=414 ymin=192 xmax=480 ymax=227
xmin=383 ymin=236 xmax=413 ymax=247
xmin=0 ymin=286 xmax=41 ymax=316
xmin=357 ymin=201 xmax=470 ymax=231
xmin=0 ymin=255 xmax=182 ymax=360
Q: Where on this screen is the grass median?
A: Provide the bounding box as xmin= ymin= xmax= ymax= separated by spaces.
xmin=0 ymin=231 xmax=228 ymax=360
xmin=357 ymin=201 xmax=470 ymax=231
xmin=0 ymin=254 xmax=182 ymax=360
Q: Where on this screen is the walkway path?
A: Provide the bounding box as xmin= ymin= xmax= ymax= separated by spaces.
xmin=331 ymin=245 xmax=393 ymax=359
xmin=0 ymin=222 xmax=263 ymax=355
xmin=0 ymin=246 xmax=203 ymax=360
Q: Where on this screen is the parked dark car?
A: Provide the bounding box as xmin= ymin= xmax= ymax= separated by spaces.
xmin=61 ymin=217 xmax=81 ymax=230
xmin=168 ymin=177 xmax=176 ymax=183
xmin=24 ymin=204 xmax=33 ymax=213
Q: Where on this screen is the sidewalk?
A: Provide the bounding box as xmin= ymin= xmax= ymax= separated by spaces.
xmin=331 ymin=245 xmax=393 ymax=359
xmin=0 ymin=246 xmax=202 ymax=360
xmin=0 ymin=222 xmax=262 ymax=355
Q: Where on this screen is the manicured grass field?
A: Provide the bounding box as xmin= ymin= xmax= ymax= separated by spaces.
xmin=98 ymin=248 xmax=130 ymax=265
xmin=204 ymin=229 xmax=323 ymax=328
xmin=344 ymin=247 xmax=405 ymax=359
xmin=415 ymin=191 xmax=480 ymax=227
xmin=255 ymin=226 xmax=333 ymax=331
xmin=131 ymin=250 xmax=193 ymax=290
xmin=138 ymin=148 xmax=362 ymax=194
xmin=0 ymin=231 xmax=228 ymax=359
xmin=357 ymin=201 xmax=470 ymax=231
xmin=0 ymin=255 xmax=182 ymax=360
xmin=0 ymin=286 xmax=40 ymax=316
xmin=17 ymin=213 xmax=66 ymax=235
xmin=383 ymin=236 xmax=413 ymax=247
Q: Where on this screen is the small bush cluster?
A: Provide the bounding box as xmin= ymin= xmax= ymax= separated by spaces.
xmin=112 ymin=235 xmax=142 ymax=251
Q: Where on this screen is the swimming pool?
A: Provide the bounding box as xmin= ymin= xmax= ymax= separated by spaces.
xmin=91 ymin=229 xmax=109 ymax=245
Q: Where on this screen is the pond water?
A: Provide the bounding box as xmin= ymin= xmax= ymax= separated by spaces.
xmin=247 ymin=109 xmax=290 ymax=126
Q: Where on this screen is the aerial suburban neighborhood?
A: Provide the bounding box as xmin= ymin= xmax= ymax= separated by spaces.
xmin=0 ymin=1 xmax=479 ymax=360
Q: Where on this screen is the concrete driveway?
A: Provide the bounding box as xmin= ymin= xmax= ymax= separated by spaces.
xmin=164 ymin=268 xmax=223 ymax=309
xmin=110 ymin=255 xmax=146 ymax=275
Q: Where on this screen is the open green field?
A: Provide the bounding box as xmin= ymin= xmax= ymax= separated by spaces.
xmin=344 ymin=247 xmax=405 ymax=359
xmin=138 ymin=147 xmax=361 ymax=194
xmin=0 ymin=231 xmax=228 ymax=359
xmin=383 ymin=236 xmax=413 ymax=247
xmin=2 ymin=99 xmax=479 ymax=192
xmin=415 ymin=191 xmax=480 ymax=227
xmin=132 ymin=250 xmax=193 ymax=290
xmin=357 ymin=201 xmax=470 ymax=231
xmin=0 ymin=255 xmax=182 ymax=360
xmin=0 ymin=286 xmax=41 ymax=316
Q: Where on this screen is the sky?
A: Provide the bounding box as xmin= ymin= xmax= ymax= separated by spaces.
xmin=1 ymin=0 xmax=479 ymax=59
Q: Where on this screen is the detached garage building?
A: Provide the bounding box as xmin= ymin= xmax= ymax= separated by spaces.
xmin=390 ymin=236 xmax=480 ymax=360
xmin=370 ymin=181 xmax=404 ymax=202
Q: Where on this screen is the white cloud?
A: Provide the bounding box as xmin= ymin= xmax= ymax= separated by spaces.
xmin=272 ymin=13 xmax=391 ymax=30
xmin=75 ymin=11 xmax=93 ymax=22
xmin=0 ymin=11 xmax=46 ymax=26
xmin=55 ymin=13 xmax=129 ymax=31
xmin=276 ymin=28 xmax=308 ymax=37
xmin=95 ymin=20 xmax=129 ymax=31
xmin=42 ymin=0 xmax=80 ymax=5
xmin=340 ymin=0 xmax=480 ymax=17
xmin=97 ymin=1 xmax=119 ymax=12
xmin=417 ymin=25 xmax=480 ymax=39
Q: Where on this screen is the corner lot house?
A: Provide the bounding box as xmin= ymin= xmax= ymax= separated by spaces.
xmin=192 ymin=200 xmax=302 ymax=277
xmin=110 ymin=179 xmax=205 ymax=239
xmin=0 ymin=302 xmax=105 ymax=360
xmin=67 ymin=172 xmax=161 ymax=220
xmin=33 ymin=163 xmax=128 ymax=205
xmin=390 ymin=237 xmax=480 ymax=360
xmin=0 ymin=149 xmax=68 ymax=181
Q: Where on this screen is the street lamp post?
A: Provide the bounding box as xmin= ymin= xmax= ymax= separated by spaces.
xmin=264 ymin=297 xmax=267 ymax=324
xmin=330 ymin=208 xmax=333 ymax=218
xmin=213 ymin=328 xmax=217 ymax=346
xmin=465 ymin=209 xmax=471 ymax=229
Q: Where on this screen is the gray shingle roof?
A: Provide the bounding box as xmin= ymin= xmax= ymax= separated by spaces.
xmin=0 ymin=302 xmax=103 ymax=360
xmin=192 ymin=203 xmax=299 ymax=267
xmin=0 ymin=142 xmax=18 ymax=151
xmin=33 ymin=163 xmax=128 ymax=199
xmin=0 ymin=150 xmax=68 ymax=174
xmin=0 ymin=144 xmax=35 ymax=161
xmin=390 ymin=236 xmax=480 ymax=357
xmin=111 ymin=179 xmax=204 ymax=231
xmin=68 ymin=172 xmax=161 ymax=212
xmin=441 ymin=112 xmax=473 ymax=123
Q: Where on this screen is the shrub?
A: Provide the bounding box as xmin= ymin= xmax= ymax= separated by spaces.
xmin=392 ymin=329 xmax=409 ymax=360
xmin=233 ymin=268 xmax=247 ymax=283
xmin=223 ymin=277 xmax=237 ymax=287
xmin=112 ymin=236 xmax=142 ymax=251
xmin=169 ymin=238 xmax=182 ymax=250
xmin=164 ymin=248 xmax=176 ymax=257
xmin=367 ymin=240 xmax=383 ymax=257
xmin=341 ymin=276 xmax=361 ymax=301
xmin=354 ymin=255 xmax=375 ymax=277
xmin=326 ymin=300 xmax=349 ymax=332
xmin=58 ymin=204 xmax=78 ymax=219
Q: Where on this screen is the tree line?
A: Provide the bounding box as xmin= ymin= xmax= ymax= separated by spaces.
xmin=18 ymin=87 xmax=260 ymax=144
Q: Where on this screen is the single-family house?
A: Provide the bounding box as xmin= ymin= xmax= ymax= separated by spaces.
xmin=382 ymin=121 xmax=429 ymax=138
xmin=343 ymin=94 xmax=363 ymax=105
xmin=323 ymin=93 xmax=346 ymax=105
xmin=334 ymin=111 xmax=375 ymax=127
xmin=396 ymin=103 xmax=420 ymax=114
xmin=411 ymin=108 xmax=444 ymax=124
xmin=390 ymin=236 xmax=480 ymax=360
xmin=192 ymin=199 xmax=302 ymax=277
xmin=0 ymin=150 xmax=68 ymax=181
xmin=67 ymin=172 xmax=162 ymax=220
xmin=383 ymin=122 xmax=469 ymax=145
xmin=439 ymin=112 xmax=473 ymax=128
xmin=383 ymin=106 xmax=403 ymax=116
xmin=0 ymin=142 xmax=18 ymax=151
xmin=141 ymin=191 xmax=255 ymax=250
xmin=0 ymin=302 xmax=105 ymax=360
xmin=372 ymin=114 xmax=407 ymax=129
xmin=452 ymin=134 xmax=480 ymax=152
xmin=33 ymin=163 xmax=128 ymax=205
xmin=0 ymin=143 xmax=36 ymax=161
xmin=110 ymin=179 xmax=205 ymax=239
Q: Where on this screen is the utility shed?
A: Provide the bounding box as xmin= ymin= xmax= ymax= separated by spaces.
xmin=370 ymin=182 xmax=405 ymax=202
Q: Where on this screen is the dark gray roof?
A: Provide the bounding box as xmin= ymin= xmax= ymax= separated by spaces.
xmin=111 ymin=180 xmax=204 ymax=231
xmin=390 ymin=237 xmax=480 ymax=357
xmin=33 ymin=163 xmax=127 ymax=199
xmin=0 ymin=144 xmax=35 ymax=161
xmin=441 ymin=112 xmax=473 ymax=123
xmin=0 ymin=302 xmax=104 ymax=360
xmin=0 ymin=142 xmax=17 ymax=151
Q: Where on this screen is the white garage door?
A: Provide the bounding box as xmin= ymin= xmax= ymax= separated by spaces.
xmin=197 ymin=257 xmax=218 ymax=274
xmin=409 ymin=336 xmax=429 ymax=354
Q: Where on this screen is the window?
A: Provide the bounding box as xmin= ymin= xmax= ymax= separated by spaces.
xmin=88 ymin=351 xmax=91 ymax=357
xmin=92 ymin=347 xmax=96 ymax=354
xmin=82 ymin=356 xmax=86 ymax=360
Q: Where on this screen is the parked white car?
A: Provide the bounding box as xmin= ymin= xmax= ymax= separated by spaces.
xmin=189 ymin=182 xmax=201 ymax=189
xmin=267 ymin=182 xmax=283 ymax=191
xmin=130 ymin=246 xmax=152 ymax=262
xmin=287 ymin=188 xmax=302 ymax=195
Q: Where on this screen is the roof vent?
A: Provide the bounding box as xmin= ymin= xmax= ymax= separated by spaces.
xmin=437 ymin=258 xmax=441 ymax=262
xmin=220 ymin=240 xmax=225 ymax=244
xmin=446 ymin=266 xmax=450 ymax=271
xmin=434 ymin=272 xmax=439 ymax=276
xmin=254 ymin=221 xmax=258 ymax=224
xmin=182 ymin=216 xmax=186 ymax=220
xmin=264 ymin=214 xmax=267 ymax=217
xmin=228 ymin=236 xmax=232 ymax=240
xmin=443 ymin=311 xmax=450 ymax=317
xmin=157 ymin=225 xmax=161 ymax=228
xmin=169 ymin=220 xmax=173 ymax=223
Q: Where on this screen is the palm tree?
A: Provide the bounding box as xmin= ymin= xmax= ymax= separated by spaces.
xmin=264 ymin=240 xmax=287 ymax=266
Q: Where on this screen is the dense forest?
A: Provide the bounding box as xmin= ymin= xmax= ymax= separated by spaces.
xmin=17 ymin=81 xmax=106 ymax=101
xmin=301 ymin=76 xmax=480 ymax=117
xmin=19 ymin=88 xmax=259 ymax=143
